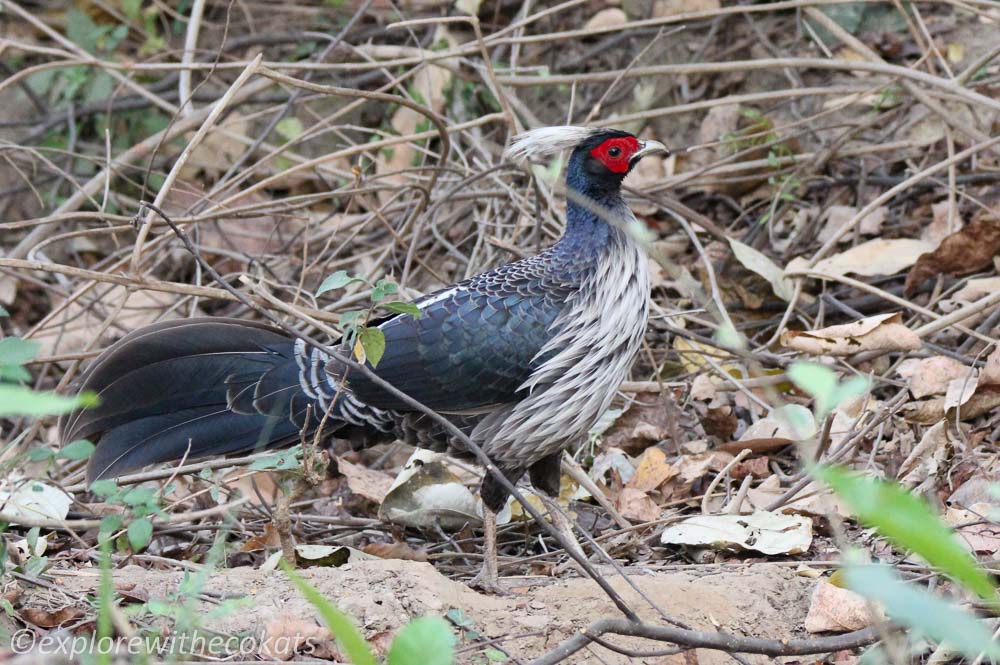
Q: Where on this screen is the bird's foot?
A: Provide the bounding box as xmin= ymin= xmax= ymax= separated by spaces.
xmin=468 ymin=568 xmax=508 ymax=595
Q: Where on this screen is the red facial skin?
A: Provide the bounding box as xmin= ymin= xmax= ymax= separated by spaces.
xmin=589 ymin=136 xmax=641 ymax=174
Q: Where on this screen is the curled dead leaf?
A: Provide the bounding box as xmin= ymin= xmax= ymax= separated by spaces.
xmin=363 ymin=541 xmax=429 ymax=562
xmin=787 ymin=238 xmax=933 ymax=279
xmin=22 ymin=606 xmax=83 ymax=629
xmin=905 ymin=209 xmax=1000 ymax=295
xmin=897 ymin=356 xmax=971 ymax=398
xmin=780 ymin=312 xmax=921 ymax=356
xmin=337 ymin=457 xmax=395 ymax=504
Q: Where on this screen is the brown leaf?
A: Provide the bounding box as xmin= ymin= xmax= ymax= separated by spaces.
xmin=701 ymin=406 xmax=737 ymax=440
xmin=804 ymin=580 xmax=874 ymax=633
xmin=625 ymin=447 xmax=676 ymax=492
xmin=362 ymin=541 xmax=429 ymax=562
xmin=614 ymin=488 xmax=661 ymax=523
xmin=905 ymin=210 xmax=1000 ymax=295
xmin=114 ymin=583 xmax=149 ymax=604
xmin=780 ymin=312 xmax=921 ymax=356
xmin=730 ymin=456 xmax=770 ymax=480
xmin=602 ymin=391 xmax=677 ymax=455
xmin=336 ymin=457 xmax=395 ymax=504
xmin=22 ymin=606 xmax=83 ymax=628
xmin=242 ymin=523 xmax=282 ymax=552
xmin=980 ymin=346 xmax=1000 ymax=386
xmin=260 ymin=615 xmax=333 ymax=661
xmin=897 ymin=356 xmax=971 ymax=398
xmin=716 ymin=437 xmax=792 ymax=456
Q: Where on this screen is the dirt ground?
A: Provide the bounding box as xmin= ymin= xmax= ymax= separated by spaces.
xmin=11 ymin=560 xmax=815 ymax=664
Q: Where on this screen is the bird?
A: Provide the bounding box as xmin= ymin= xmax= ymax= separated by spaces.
xmin=60 ymin=126 xmax=668 ymax=591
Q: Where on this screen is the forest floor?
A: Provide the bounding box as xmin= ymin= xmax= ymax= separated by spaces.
xmin=1 ymin=0 xmax=999 ymax=663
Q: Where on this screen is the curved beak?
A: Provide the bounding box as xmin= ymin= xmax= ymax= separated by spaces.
xmin=632 ymin=139 xmax=670 ymax=163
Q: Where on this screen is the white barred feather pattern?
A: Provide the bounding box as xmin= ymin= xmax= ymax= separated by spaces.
xmin=502 ymin=126 xmax=601 ymax=164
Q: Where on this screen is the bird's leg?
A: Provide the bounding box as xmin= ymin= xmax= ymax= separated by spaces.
xmin=470 ymin=504 xmax=505 ymax=594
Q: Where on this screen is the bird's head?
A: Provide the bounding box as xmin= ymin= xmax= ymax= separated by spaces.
xmin=504 ymin=126 xmax=669 ymax=194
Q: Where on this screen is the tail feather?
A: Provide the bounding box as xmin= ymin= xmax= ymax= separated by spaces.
xmin=61 ymin=318 xmax=392 ymax=483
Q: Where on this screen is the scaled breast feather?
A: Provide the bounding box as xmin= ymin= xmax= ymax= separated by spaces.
xmin=503 ymin=126 xmax=600 ymax=164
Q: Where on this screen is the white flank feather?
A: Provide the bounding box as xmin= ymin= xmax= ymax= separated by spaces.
xmin=503 ymin=126 xmax=601 ymax=164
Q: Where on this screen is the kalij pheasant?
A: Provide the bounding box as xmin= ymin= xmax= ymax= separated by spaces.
xmin=60 ymin=127 xmax=668 ymax=590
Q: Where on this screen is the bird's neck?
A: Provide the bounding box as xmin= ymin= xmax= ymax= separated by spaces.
xmin=554 ymin=170 xmax=627 ymax=261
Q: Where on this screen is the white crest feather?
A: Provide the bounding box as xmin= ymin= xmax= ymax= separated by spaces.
xmin=503 ymin=126 xmax=601 ymax=164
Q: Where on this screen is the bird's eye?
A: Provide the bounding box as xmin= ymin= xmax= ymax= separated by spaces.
xmin=608 ymin=146 xmax=622 ymax=157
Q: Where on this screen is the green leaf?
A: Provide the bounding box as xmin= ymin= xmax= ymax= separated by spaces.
xmin=282 ymin=563 xmax=376 ymax=665
xmin=359 ymin=327 xmax=386 ymax=368
xmin=0 ymin=385 xmax=97 ymax=417
xmin=317 ymin=270 xmax=365 ymax=296
xmin=90 ymin=480 xmax=120 ymax=499
xmin=381 ymin=301 xmax=422 ymax=318
xmin=127 ymin=518 xmax=153 ymax=551
xmin=121 ymin=486 xmax=157 ymax=508
xmin=787 ymin=362 xmax=869 ymax=418
xmin=339 ymin=309 xmax=366 ymax=327
xmin=276 ymin=117 xmax=304 ymax=142
xmin=484 ymin=647 xmax=508 ymax=661
xmin=0 ymin=365 xmax=32 ymax=382
xmin=0 ymin=305 xmax=8 ymax=317
xmin=387 ymin=617 xmax=455 ymax=665
xmin=99 ymin=514 xmax=123 ymax=537
xmin=27 ymin=447 xmax=55 ymax=462
xmin=57 ymin=439 xmax=95 ymax=461
xmin=0 ymin=337 xmax=40 ymax=366
xmin=818 ymin=466 xmax=996 ymax=602
xmin=371 ymin=279 xmax=399 ymax=302
xmin=845 ymin=562 xmax=1000 ymax=659
xmin=249 ymin=448 xmax=302 ymax=471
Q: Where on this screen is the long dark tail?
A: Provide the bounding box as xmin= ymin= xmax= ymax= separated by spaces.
xmin=60 ymin=318 xmax=393 ymax=483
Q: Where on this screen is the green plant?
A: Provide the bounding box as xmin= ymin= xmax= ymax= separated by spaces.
xmin=89 ymin=481 xmax=166 ymax=552
xmin=0 ymin=318 xmax=97 ymax=417
xmin=283 ymin=562 xmax=456 ymax=664
xmin=787 ymin=361 xmax=999 ymax=659
xmin=316 ymin=273 xmax=420 ymax=367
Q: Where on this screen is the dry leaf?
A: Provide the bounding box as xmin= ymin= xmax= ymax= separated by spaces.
xmin=660 ymin=512 xmax=813 ymax=555
xmin=242 ymin=524 xmax=282 ymax=552
xmin=362 ymin=541 xmax=429 ymax=562
xmin=898 ymin=420 xmax=951 ymax=488
xmin=897 ymin=356 xmax=970 ymax=398
xmin=260 ymin=615 xmax=332 ymax=661
xmin=747 ymin=475 xmax=851 ymax=518
xmin=625 ymin=447 xmax=676 ymax=492
xmin=654 ymin=0 xmax=720 ymax=15
xmin=337 ymin=457 xmax=395 ymax=504
xmin=788 ymin=238 xmax=933 ymax=279
xmin=804 ymin=580 xmax=874 ymax=633
xmin=740 ymin=404 xmax=817 ymax=442
xmin=979 ymin=345 xmax=1000 ymax=386
xmin=817 ymin=205 xmax=887 ymax=244
xmin=615 ymin=488 xmax=660 ymax=523
xmin=903 ymin=387 xmax=1000 ymax=423
xmin=905 ymin=210 xmax=1000 ymax=295
xmin=728 ymin=237 xmax=794 ymax=301
xmin=22 ymin=606 xmax=83 ymax=629
xmin=378 ymin=449 xmax=480 ymax=530
xmin=944 ymin=503 xmax=1000 ymax=554
xmin=780 ymin=312 xmax=921 ymax=356
xmin=584 ymin=7 xmax=627 ymax=30
xmin=601 ymin=391 xmax=677 ymax=455
xmin=33 ymin=287 xmax=180 ymax=356
xmin=922 ymin=200 xmax=963 ymax=245
xmin=944 ymin=374 xmax=980 ymax=411
xmin=952 ymin=277 xmax=1000 ymax=304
